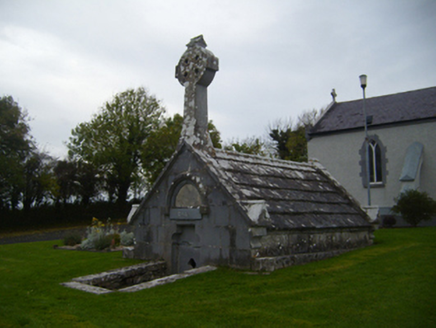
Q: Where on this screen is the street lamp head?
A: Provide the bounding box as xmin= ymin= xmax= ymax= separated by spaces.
xmin=359 ymin=74 xmax=367 ymax=89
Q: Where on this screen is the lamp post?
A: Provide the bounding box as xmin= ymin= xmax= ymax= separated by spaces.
xmin=360 ymin=74 xmax=371 ymax=206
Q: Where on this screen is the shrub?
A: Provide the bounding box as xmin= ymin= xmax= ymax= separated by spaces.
xmin=80 ymin=217 xmax=121 ymax=250
xmin=63 ymin=232 xmax=82 ymax=246
xmin=80 ymin=237 xmax=95 ymax=250
xmin=392 ymin=189 xmax=436 ymax=227
xmin=120 ymin=230 xmax=135 ymax=246
xmin=80 ymin=226 xmax=105 ymax=250
xmin=94 ymin=234 xmax=113 ymax=251
xmin=107 ymin=233 xmax=120 ymax=247
xmin=382 ymin=215 xmax=397 ymax=228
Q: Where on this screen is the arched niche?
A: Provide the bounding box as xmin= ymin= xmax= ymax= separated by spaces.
xmin=174 ymin=183 xmax=202 ymax=208
xmin=168 ymin=180 xmax=207 ymax=220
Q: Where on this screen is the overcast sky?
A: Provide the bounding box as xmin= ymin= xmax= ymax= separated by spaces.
xmin=1 ymin=0 xmax=435 ymax=158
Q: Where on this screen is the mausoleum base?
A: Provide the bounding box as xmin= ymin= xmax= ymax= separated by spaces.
xmin=252 ymin=249 xmax=352 ymax=272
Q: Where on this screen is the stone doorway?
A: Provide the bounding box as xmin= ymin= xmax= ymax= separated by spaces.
xmin=171 ymin=225 xmax=200 ymax=273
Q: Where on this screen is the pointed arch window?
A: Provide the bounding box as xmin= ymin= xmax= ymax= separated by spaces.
xmin=360 ymin=135 xmax=387 ymax=187
xmin=369 ymin=140 xmax=382 ymax=183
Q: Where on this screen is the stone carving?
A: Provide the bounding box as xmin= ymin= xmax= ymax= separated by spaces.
xmin=128 ymin=36 xmax=374 ymax=274
xmin=175 ymin=35 xmax=219 ymax=153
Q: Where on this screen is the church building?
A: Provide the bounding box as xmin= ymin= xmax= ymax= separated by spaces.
xmin=308 ymin=86 xmax=436 ymax=226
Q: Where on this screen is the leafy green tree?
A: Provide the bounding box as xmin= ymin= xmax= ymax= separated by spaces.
xmin=22 ymin=150 xmax=57 ymax=211
xmin=392 ymin=189 xmax=436 ymax=227
xmin=141 ymin=114 xmax=183 ymax=186
xmin=269 ymin=108 xmax=324 ymax=162
xmin=68 ymin=87 xmax=165 ymax=206
xmin=269 ymin=120 xmax=307 ymax=162
xmin=224 ymin=137 xmax=267 ymax=156
xmin=142 ymin=113 xmax=222 ymax=185
xmin=54 ymin=159 xmax=78 ymax=206
xmin=0 ymin=96 xmax=33 ymax=209
xmin=75 ymin=161 xmax=102 ymax=205
xmin=53 ymin=159 xmax=102 ymax=206
xmin=208 ymin=120 xmax=222 ymax=149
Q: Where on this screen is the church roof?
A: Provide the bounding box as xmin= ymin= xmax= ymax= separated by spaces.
xmin=196 ymin=148 xmax=371 ymax=230
xmin=309 ymin=86 xmax=436 ymax=136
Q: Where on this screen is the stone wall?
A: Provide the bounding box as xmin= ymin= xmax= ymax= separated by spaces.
xmin=252 ymin=228 xmax=373 ymax=271
xmin=72 ymin=261 xmax=167 ymax=290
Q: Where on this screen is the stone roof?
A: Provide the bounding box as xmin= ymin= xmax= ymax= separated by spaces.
xmin=309 ymin=86 xmax=436 ymax=136
xmin=196 ymin=147 xmax=371 ymax=230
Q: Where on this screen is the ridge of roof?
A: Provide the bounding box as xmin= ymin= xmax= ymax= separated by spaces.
xmin=213 ymin=148 xmax=315 ymax=170
xmin=197 ymin=148 xmax=372 ymax=229
xmin=310 ymin=86 xmax=436 ymax=136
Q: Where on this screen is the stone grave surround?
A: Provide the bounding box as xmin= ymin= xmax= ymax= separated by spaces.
xmin=128 ymin=35 xmax=374 ymax=273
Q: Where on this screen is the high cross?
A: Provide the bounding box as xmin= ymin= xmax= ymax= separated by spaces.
xmin=175 ymin=35 xmax=219 ymax=153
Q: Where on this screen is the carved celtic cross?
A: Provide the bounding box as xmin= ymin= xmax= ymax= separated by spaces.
xmin=175 ymin=35 xmax=219 ymax=153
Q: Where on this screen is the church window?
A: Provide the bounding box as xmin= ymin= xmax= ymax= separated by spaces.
xmin=369 ymin=140 xmax=382 ymax=183
xmin=359 ymin=135 xmax=387 ymax=187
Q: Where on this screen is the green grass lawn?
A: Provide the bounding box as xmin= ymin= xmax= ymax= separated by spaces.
xmin=0 ymin=228 xmax=435 ymax=327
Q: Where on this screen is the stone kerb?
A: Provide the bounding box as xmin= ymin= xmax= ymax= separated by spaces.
xmin=61 ymin=261 xmax=167 ymax=294
xmin=61 ymin=262 xmax=217 ymax=294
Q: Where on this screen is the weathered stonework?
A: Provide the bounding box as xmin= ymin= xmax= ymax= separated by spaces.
xmin=251 ymin=228 xmax=373 ymax=271
xmin=128 ymin=36 xmax=374 ymax=273
xmin=129 ymin=142 xmax=374 ymax=273
xmin=175 ymin=35 xmax=218 ymax=154
xmin=119 ymin=266 xmax=217 ymax=292
xmin=61 ymin=263 xmax=216 ymax=294
xmin=71 ymin=261 xmax=167 ymax=290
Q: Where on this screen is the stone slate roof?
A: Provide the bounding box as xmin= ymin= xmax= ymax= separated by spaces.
xmin=197 ymin=148 xmax=371 ymax=230
xmin=310 ymin=86 xmax=436 ymax=136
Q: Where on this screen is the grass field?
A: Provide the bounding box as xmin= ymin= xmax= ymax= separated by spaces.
xmin=0 ymin=227 xmax=435 ymax=327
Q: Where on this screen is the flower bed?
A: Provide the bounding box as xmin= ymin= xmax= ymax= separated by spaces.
xmin=61 ymin=217 xmax=134 ymax=251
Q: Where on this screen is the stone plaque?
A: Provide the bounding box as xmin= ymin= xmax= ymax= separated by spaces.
xmin=169 ymin=208 xmax=202 ymax=220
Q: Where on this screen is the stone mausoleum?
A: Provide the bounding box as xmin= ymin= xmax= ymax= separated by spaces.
xmin=128 ymin=36 xmax=374 ymax=273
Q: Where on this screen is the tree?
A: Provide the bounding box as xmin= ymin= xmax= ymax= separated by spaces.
xmin=75 ymin=161 xmax=102 ymax=205
xmin=142 ymin=113 xmax=222 ymax=186
xmin=68 ymin=87 xmax=165 ymax=206
xmin=0 ymin=96 xmax=33 ymax=209
xmin=268 ymin=108 xmax=324 ymax=162
xmin=392 ymin=189 xmax=436 ymax=227
xmin=54 ymin=159 xmax=78 ymax=206
xmin=141 ymin=114 xmax=182 ymax=186
xmin=297 ymin=108 xmax=324 ymax=128
xmin=269 ymin=118 xmax=308 ymax=162
xmin=207 ymin=120 xmax=222 ymax=149
xmin=22 ymin=150 xmax=57 ymax=211
xmin=224 ymin=137 xmax=267 ymax=156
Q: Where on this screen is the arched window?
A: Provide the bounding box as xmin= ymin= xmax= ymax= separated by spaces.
xmin=369 ymin=140 xmax=382 ymax=183
xmin=360 ymin=135 xmax=387 ymax=187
